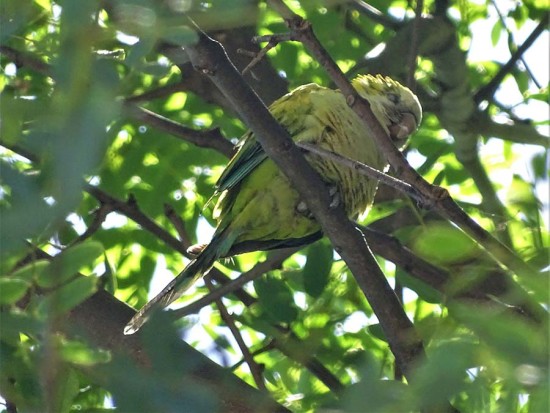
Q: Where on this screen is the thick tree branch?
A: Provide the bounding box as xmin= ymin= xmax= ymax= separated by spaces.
xmin=184 ymin=20 xmax=425 ymax=379
xmin=24 ymin=248 xmax=287 ymax=412
xmin=68 ymin=290 xmax=287 ymax=412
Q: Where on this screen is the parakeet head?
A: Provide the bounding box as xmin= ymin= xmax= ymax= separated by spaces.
xmin=352 ymin=74 xmax=422 ymax=146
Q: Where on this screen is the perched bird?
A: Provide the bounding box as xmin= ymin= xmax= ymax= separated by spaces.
xmin=124 ymin=74 xmax=422 ymax=334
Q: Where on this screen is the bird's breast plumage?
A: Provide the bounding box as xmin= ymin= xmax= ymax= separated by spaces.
xmin=298 ymin=85 xmax=386 ymax=218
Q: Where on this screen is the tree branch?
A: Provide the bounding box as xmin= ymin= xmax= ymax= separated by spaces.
xmin=205 ymin=278 xmax=267 ymax=391
xmin=68 ymin=289 xmax=287 ymax=412
xmin=272 ymin=6 xmax=533 ymax=279
xmin=124 ymin=105 xmax=234 ymax=158
xmin=473 ymin=113 xmax=549 ymax=146
xmin=174 ymin=249 xmax=296 ymax=318
xmin=184 ymin=19 xmax=425 ymax=378
xmin=0 ymin=46 xmax=236 ymax=159
xmin=25 ymin=248 xmax=288 ymax=412
xmin=349 ymin=0 xmax=403 ymax=30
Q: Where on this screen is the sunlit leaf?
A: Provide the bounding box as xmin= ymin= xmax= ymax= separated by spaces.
xmin=0 ymin=277 xmax=30 ymax=304
xmin=36 ymin=241 xmax=104 ymax=288
xmin=254 ymin=275 xmax=298 ymax=324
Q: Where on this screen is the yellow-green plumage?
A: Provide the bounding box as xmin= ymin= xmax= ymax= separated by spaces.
xmin=125 ymin=74 xmax=422 ymax=334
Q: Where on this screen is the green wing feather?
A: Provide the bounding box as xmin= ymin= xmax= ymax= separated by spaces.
xmin=215 ymin=133 xmax=266 ymax=193
xmin=215 ymin=83 xmax=326 ymax=194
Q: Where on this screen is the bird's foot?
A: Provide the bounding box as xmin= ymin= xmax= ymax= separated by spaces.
xmin=327 ymin=185 xmax=341 ymax=209
xmin=296 ymin=184 xmax=341 ymax=218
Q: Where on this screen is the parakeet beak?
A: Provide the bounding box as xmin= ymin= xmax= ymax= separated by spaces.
xmin=388 ymin=112 xmax=418 ymax=142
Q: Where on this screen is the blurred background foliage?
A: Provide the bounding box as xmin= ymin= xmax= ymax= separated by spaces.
xmin=0 ymin=0 xmax=548 ymax=412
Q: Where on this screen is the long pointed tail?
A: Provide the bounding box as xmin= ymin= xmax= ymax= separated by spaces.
xmin=124 ymin=229 xmax=235 ymax=334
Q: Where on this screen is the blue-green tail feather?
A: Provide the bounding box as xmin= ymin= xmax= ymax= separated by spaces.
xmin=124 ymin=228 xmax=236 ymax=334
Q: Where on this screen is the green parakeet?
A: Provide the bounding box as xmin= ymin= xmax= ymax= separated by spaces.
xmin=125 ymin=74 xmax=422 ymax=334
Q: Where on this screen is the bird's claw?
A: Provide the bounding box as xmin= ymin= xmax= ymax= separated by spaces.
xmin=296 ymin=184 xmax=341 ymax=218
xmin=327 ymin=185 xmax=341 ymax=209
xmin=296 ymin=200 xmax=314 ymax=219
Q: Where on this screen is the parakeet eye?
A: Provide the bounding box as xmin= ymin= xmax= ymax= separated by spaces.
xmin=387 ymin=93 xmax=400 ymax=104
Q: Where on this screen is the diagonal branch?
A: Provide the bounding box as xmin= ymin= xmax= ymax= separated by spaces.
xmin=124 ymin=105 xmax=234 ymax=158
xmin=25 ymin=248 xmax=288 ymax=413
xmin=349 ymin=0 xmax=402 ymax=30
xmin=474 ymin=13 xmax=549 ymax=104
xmin=267 ymin=1 xmax=535 ymax=281
xmin=205 ymin=277 xmax=267 ymax=391
xmin=184 ymin=19 xmax=425 ymax=378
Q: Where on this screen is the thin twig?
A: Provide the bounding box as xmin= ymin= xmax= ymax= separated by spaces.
xmin=72 ymin=202 xmax=113 ymax=246
xmin=124 ymin=82 xmax=187 ymax=103
xmin=0 ymin=45 xmax=51 ymax=75
xmin=205 ymin=277 xmax=267 ymax=391
xmin=474 ymin=13 xmax=548 ymax=104
xmin=490 ymin=0 xmax=542 ymax=89
xmin=0 ymin=141 xmax=40 ymax=163
xmin=124 ymin=105 xmax=234 ymax=158
xmin=296 ymin=142 xmax=424 ymax=204
xmin=85 ymin=185 xmax=189 ymax=255
xmin=350 ymin=0 xmax=402 ymax=30
xmin=241 ymin=39 xmax=281 ymax=75
xmin=164 ymin=203 xmax=194 ymax=249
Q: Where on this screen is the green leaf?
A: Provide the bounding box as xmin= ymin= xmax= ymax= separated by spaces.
xmin=302 ymin=240 xmax=333 ymax=298
xmin=342 ymin=378 xmax=408 ymax=412
xmin=367 ymin=323 xmax=387 ymax=342
xmin=36 ymin=275 xmax=97 ymax=316
xmin=159 ymin=25 xmax=198 ymax=46
xmin=52 ymin=367 xmax=80 ymax=413
xmin=0 ymin=277 xmax=30 ymax=304
xmin=59 ymin=339 xmax=111 ymax=366
xmin=0 ymin=311 xmax=43 ymax=344
xmin=410 ymin=338 xmax=477 ymax=410
xmin=36 ymin=241 xmax=104 ymax=288
xmin=449 ymin=303 xmax=547 ymax=365
xmin=490 ymin=20 xmax=502 ymax=46
xmin=254 ymin=274 xmax=298 ymax=324
xmin=411 ymin=222 xmax=479 ymax=265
